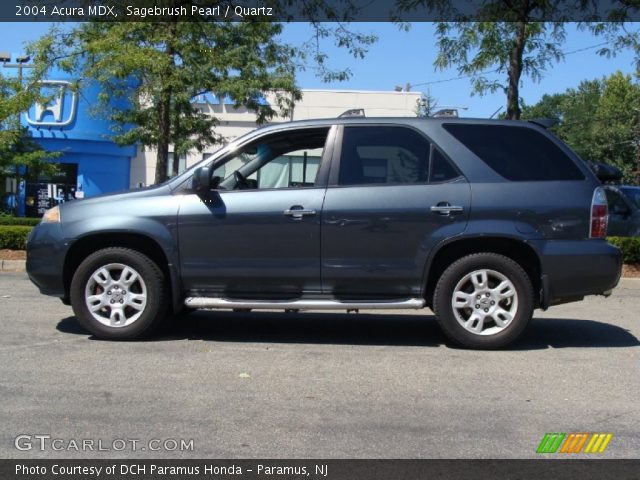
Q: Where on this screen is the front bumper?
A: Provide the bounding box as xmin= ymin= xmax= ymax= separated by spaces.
xmin=26 ymin=223 xmax=71 ymax=299
xmin=531 ymin=239 xmax=622 ymax=306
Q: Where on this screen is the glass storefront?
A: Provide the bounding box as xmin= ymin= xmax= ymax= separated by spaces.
xmin=24 ymin=163 xmax=78 ymax=217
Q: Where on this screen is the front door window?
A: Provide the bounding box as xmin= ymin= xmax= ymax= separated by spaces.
xmin=213 ymin=127 xmax=330 ymax=191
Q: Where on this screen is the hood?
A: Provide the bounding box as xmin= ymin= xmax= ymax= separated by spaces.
xmin=58 ymin=184 xmax=173 ymax=219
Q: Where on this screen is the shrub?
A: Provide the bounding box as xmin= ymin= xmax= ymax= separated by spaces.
xmin=0 ymin=214 xmax=41 ymax=226
xmin=0 ymin=226 xmax=33 ymax=250
xmin=608 ymin=236 xmax=640 ymax=264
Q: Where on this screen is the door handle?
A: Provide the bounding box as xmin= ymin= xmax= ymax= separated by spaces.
xmin=430 ymin=203 xmax=464 ymax=215
xmin=284 ymin=206 xmax=317 ymax=219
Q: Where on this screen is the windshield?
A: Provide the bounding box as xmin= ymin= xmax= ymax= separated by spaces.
xmin=620 ymin=187 xmax=640 ymax=209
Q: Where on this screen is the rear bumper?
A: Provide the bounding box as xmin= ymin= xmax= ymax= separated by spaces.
xmin=530 ymin=239 xmax=622 ymax=306
xmin=26 ymin=223 xmax=70 ymax=299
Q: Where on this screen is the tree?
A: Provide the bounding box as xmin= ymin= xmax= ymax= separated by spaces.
xmin=415 ymin=92 xmax=439 ymax=117
xmin=587 ymin=22 xmax=640 ymax=71
xmin=589 ymin=72 xmax=640 ymax=182
xmin=521 ymin=72 xmax=640 ymax=183
xmin=0 ymin=70 xmax=59 ymax=215
xmin=432 ymin=20 xmax=566 ymax=120
xmin=393 ymin=0 xmax=636 ymax=120
xmin=32 ymin=2 xmax=376 ymax=184
xmin=33 ymin=20 xmax=301 ymax=184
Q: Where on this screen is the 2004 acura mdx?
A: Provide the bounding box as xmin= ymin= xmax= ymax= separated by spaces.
xmin=26 ymin=117 xmax=622 ymax=349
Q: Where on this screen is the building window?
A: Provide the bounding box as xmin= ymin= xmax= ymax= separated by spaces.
xmin=167 ymin=152 xmax=187 ymax=178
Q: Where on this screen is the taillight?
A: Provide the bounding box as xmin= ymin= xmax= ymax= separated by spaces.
xmin=590 ymin=187 xmax=608 ymax=238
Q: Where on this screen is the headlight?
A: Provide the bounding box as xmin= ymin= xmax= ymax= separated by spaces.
xmin=41 ymin=206 xmax=60 ymax=223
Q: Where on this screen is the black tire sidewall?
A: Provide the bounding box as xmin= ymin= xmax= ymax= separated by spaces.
xmin=434 ymin=253 xmax=534 ymax=349
xmin=70 ymin=248 xmax=167 ymax=340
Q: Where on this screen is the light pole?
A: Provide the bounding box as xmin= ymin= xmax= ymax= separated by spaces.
xmin=1 ymin=53 xmax=33 ymax=82
xmin=1 ymin=52 xmax=34 ymax=128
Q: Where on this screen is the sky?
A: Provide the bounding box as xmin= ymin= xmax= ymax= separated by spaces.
xmin=1 ymin=21 xmax=637 ymax=118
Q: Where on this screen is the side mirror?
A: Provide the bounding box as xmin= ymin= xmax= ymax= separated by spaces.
xmin=192 ymin=166 xmax=212 ymax=193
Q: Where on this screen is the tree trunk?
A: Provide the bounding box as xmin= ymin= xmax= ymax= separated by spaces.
xmin=154 ymin=22 xmax=176 ymax=185
xmin=13 ymin=164 xmax=20 ymax=217
xmin=154 ymin=93 xmax=171 ymax=184
xmin=506 ymin=21 xmax=527 ymax=120
xmin=171 ymin=107 xmax=181 ymax=177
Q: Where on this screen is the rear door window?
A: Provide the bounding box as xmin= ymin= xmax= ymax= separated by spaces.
xmin=429 ymin=147 xmax=461 ymax=183
xmin=443 ymin=123 xmax=585 ymax=181
xmin=338 ymin=126 xmax=429 ymax=185
xmin=337 ymin=126 xmax=462 ymax=186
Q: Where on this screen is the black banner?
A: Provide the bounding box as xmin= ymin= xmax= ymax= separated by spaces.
xmin=2 ymin=0 xmax=640 ymax=22
xmin=1 ymin=460 xmax=640 ymax=480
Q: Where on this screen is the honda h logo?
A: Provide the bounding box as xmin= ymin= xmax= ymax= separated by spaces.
xmin=26 ymin=80 xmax=78 ymax=128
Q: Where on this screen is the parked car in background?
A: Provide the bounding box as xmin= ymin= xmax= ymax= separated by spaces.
xmin=26 ymin=117 xmax=622 ymax=349
xmin=620 ymin=186 xmax=640 ymax=209
xmin=604 ymin=185 xmax=640 ymax=237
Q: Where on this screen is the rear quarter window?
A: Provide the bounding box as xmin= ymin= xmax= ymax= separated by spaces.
xmin=443 ymin=123 xmax=585 ymax=181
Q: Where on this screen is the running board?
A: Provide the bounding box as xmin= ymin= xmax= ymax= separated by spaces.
xmin=184 ymin=297 xmax=425 ymax=310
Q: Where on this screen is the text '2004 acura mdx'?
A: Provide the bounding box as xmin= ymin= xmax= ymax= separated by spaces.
xmin=27 ymin=117 xmax=622 ymax=349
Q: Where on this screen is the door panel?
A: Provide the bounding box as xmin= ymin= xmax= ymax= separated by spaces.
xmin=321 ymin=124 xmax=470 ymax=299
xmin=321 ymin=181 xmax=470 ymax=298
xmin=178 ymin=188 xmax=325 ymax=297
xmin=177 ymin=125 xmax=335 ymax=298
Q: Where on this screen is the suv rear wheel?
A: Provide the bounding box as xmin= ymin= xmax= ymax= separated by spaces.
xmin=70 ymin=247 xmax=168 ymax=340
xmin=433 ymin=253 xmax=534 ymax=349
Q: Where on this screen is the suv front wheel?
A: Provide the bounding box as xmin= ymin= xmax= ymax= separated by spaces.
xmin=70 ymin=247 xmax=168 ymax=340
xmin=433 ymin=253 xmax=534 ymax=349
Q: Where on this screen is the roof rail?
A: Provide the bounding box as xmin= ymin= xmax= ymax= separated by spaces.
xmin=432 ymin=108 xmax=459 ymax=118
xmin=338 ymin=108 xmax=365 ymax=118
xmin=528 ymin=118 xmax=558 ymax=129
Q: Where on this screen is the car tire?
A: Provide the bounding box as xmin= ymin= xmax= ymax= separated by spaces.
xmin=433 ymin=253 xmax=534 ymax=349
xmin=70 ymin=247 xmax=168 ymax=340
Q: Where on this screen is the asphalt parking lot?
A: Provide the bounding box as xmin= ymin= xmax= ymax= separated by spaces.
xmin=0 ymin=272 xmax=638 ymax=459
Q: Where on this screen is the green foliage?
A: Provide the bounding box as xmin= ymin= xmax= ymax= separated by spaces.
xmin=0 ymin=226 xmax=32 ymax=249
xmin=0 ymin=42 xmax=58 ymax=148
xmin=587 ymin=22 xmax=640 ymax=71
xmin=0 ymin=214 xmax=41 ymax=226
xmin=1 ymin=66 xmax=61 ymax=214
xmin=415 ymin=92 xmax=439 ymax=117
xmin=608 ymin=236 xmax=640 ymax=264
xmin=32 ymin=14 xmax=375 ymax=184
xmin=294 ymin=22 xmax=377 ymax=83
xmin=33 ymin=21 xmax=300 ymax=184
xmin=0 ymin=72 xmax=38 ymax=147
xmin=402 ymin=1 xmax=630 ymax=120
xmin=431 ymin=17 xmax=567 ymax=119
xmin=521 ymin=71 xmax=640 ymax=183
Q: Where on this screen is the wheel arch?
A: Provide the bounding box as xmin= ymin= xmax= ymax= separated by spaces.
xmin=423 ymin=236 xmax=542 ymax=308
xmin=63 ymin=232 xmax=182 ymax=313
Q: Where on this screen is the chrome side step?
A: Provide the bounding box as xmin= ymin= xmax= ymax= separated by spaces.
xmin=184 ymin=297 xmax=425 ymax=310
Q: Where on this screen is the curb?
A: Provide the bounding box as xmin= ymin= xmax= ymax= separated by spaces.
xmin=0 ymin=260 xmax=26 ymax=271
